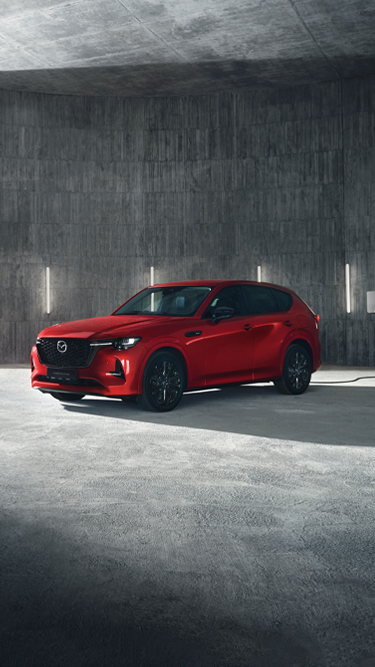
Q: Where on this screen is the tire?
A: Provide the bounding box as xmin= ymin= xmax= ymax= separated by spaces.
xmin=274 ymin=345 xmax=311 ymax=395
xmin=139 ymin=351 xmax=185 ymax=412
xmin=51 ymin=392 xmax=85 ymax=401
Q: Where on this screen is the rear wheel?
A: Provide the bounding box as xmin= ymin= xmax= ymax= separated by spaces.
xmin=274 ymin=345 xmax=311 ymax=395
xmin=51 ymin=392 xmax=85 ymax=401
xmin=139 ymin=351 xmax=185 ymax=412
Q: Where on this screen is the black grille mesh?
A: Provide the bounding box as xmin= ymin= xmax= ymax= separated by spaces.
xmin=37 ymin=338 xmax=91 ymax=368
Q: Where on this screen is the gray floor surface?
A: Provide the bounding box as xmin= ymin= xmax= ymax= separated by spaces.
xmin=1 ymin=367 xmax=375 ymax=667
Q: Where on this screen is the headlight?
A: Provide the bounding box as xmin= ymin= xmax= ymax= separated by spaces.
xmin=113 ymin=337 xmax=141 ymax=350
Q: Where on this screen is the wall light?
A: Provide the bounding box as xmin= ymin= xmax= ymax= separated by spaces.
xmin=367 ymin=291 xmax=375 ymax=314
xmin=46 ymin=267 xmax=50 ymax=314
xmin=150 ymin=266 xmax=155 ymax=312
xmin=345 ymin=263 xmax=351 ymax=314
xmin=257 ymin=266 xmax=262 ymax=282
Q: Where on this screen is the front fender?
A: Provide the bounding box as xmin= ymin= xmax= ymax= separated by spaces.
xmin=136 ymin=338 xmax=190 ymax=394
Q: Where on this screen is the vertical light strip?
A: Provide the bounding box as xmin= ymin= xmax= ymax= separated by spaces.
xmin=46 ymin=267 xmax=50 ymax=314
xmin=257 ymin=266 xmax=262 ymax=283
xmin=150 ymin=266 xmax=155 ymax=312
xmin=345 ymin=263 xmax=351 ymax=314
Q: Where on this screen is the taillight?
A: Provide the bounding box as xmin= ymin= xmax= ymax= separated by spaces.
xmin=313 ymin=314 xmax=320 ymax=323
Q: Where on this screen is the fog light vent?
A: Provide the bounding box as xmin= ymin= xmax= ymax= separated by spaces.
xmin=110 ymin=359 xmax=125 ymax=380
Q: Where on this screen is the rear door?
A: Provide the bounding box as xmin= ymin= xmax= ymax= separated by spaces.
xmin=242 ymin=285 xmax=294 ymax=380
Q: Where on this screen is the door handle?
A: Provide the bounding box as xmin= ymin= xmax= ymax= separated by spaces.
xmin=283 ymin=320 xmax=293 ymax=327
xmin=244 ymin=324 xmax=252 ymax=331
xmin=184 ymin=330 xmax=202 ymax=337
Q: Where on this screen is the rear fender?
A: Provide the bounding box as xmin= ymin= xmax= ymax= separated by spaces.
xmin=277 ymin=331 xmax=315 ymax=378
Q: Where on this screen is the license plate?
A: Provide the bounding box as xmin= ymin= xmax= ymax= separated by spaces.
xmin=47 ymin=368 xmax=79 ymax=385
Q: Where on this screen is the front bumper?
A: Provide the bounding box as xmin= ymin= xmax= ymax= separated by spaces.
xmin=30 ymin=344 xmax=145 ymax=397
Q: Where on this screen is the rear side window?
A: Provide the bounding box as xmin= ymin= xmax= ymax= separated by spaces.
xmin=242 ymin=285 xmax=279 ymax=315
xmin=242 ymin=285 xmax=292 ymax=315
xmin=271 ymin=288 xmax=293 ymax=312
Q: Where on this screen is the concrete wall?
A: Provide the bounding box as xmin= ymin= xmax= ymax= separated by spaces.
xmin=1 ymin=77 xmax=374 ymax=365
xmin=343 ymin=77 xmax=375 ymax=365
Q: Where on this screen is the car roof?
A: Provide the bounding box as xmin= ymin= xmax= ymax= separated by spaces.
xmin=151 ymin=280 xmax=294 ymax=292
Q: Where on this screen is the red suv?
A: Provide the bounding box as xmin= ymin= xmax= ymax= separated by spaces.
xmin=31 ymin=281 xmax=321 ymax=411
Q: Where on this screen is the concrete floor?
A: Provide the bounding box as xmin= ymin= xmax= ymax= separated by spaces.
xmin=1 ymin=367 xmax=375 ymax=667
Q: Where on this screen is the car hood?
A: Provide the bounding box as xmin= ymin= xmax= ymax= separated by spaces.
xmin=38 ymin=315 xmax=157 ymax=339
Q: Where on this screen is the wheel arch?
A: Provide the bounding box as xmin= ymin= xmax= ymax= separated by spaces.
xmin=278 ymin=337 xmax=313 ymax=378
xmin=137 ymin=345 xmax=189 ymax=394
xmin=288 ymin=338 xmax=313 ymax=364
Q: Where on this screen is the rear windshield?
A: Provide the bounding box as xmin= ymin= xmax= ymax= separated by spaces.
xmin=114 ymin=286 xmax=212 ymax=317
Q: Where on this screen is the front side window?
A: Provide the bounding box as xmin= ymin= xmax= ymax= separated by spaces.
xmin=114 ymin=286 xmax=212 ymax=317
xmin=203 ymin=285 xmax=245 ymax=318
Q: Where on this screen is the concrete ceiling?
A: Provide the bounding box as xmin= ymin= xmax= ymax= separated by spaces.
xmin=0 ymin=0 xmax=375 ymax=97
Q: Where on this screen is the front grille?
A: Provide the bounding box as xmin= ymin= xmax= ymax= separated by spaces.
xmin=37 ymin=338 xmax=91 ymax=368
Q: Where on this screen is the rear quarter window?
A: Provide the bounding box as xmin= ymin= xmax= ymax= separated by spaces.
xmin=271 ymin=288 xmax=293 ymax=312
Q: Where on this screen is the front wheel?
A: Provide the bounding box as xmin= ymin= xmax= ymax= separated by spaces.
xmin=139 ymin=352 xmax=185 ymax=412
xmin=51 ymin=392 xmax=85 ymax=401
xmin=274 ymin=345 xmax=311 ymax=395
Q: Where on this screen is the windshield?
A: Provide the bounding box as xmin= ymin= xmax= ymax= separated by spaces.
xmin=114 ymin=286 xmax=212 ymax=317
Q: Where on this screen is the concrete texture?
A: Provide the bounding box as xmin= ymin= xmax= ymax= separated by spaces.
xmin=1 ymin=367 xmax=375 ymax=666
xmin=1 ymin=78 xmax=375 ymax=366
xmin=1 ymin=0 xmax=375 ymax=96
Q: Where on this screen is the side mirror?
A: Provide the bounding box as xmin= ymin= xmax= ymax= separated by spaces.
xmin=212 ymin=306 xmax=235 ymax=322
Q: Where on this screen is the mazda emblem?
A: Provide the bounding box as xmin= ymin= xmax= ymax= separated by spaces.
xmin=57 ymin=340 xmax=68 ymax=354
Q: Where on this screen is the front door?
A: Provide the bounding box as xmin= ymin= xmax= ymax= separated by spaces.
xmin=202 ymin=286 xmax=254 ymax=385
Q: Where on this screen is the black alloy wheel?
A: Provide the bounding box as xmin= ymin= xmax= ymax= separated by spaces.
xmin=51 ymin=392 xmax=85 ymax=401
xmin=274 ymin=345 xmax=311 ymax=395
xmin=140 ymin=352 xmax=185 ymax=412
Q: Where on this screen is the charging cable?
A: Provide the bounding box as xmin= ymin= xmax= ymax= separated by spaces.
xmin=311 ymin=376 xmax=375 ymax=384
